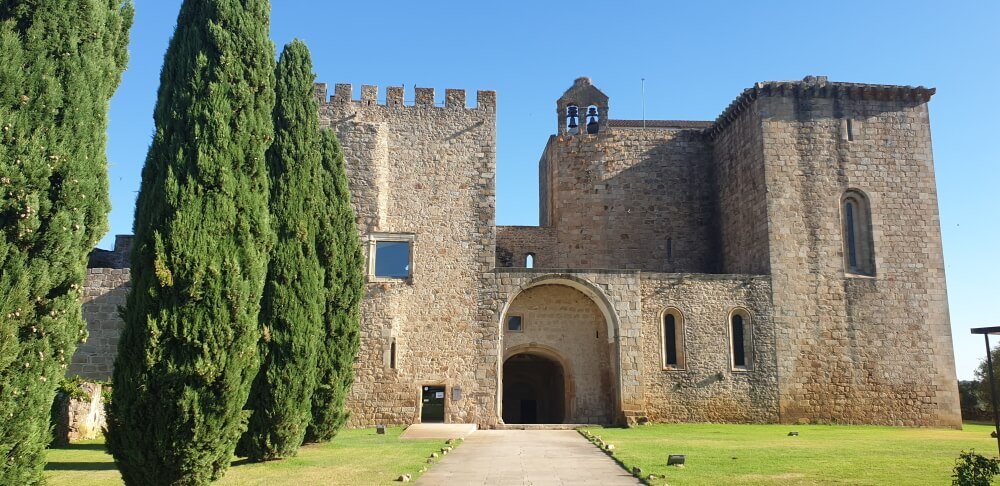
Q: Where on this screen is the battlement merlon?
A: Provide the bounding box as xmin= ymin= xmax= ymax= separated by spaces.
xmin=313 ymin=82 xmax=496 ymax=110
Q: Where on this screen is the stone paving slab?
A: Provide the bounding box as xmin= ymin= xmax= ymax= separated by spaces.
xmin=400 ymin=423 xmax=478 ymax=440
xmin=415 ymin=430 xmax=641 ymax=485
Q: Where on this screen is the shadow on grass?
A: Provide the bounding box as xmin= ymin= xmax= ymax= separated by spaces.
xmin=49 ymin=443 xmax=107 ymax=451
xmin=45 ymin=461 xmax=117 ymax=471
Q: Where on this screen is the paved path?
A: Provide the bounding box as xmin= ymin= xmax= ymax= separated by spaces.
xmin=415 ymin=430 xmax=641 ymax=485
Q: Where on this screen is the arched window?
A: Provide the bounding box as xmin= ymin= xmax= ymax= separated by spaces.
xmin=586 ymin=105 xmax=600 ymax=134
xmin=729 ymin=309 xmax=752 ymax=371
xmin=662 ymin=308 xmax=685 ymax=369
xmin=842 ymin=190 xmax=875 ymax=276
xmin=566 ymin=105 xmax=580 ymax=134
xmin=525 ymin=253 xmax=535 ymax=268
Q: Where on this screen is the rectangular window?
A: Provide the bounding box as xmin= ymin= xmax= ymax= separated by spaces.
xmin=368 ymin=233 xmax=415 ymax=281
xmin=375 ymin=241 xmax=411 ymax=278
xmin=506 ymin=315 xmax=523 ymax=332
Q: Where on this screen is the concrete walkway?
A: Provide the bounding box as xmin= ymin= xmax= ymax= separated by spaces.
xmin=415 ymin=430 xmax=641 ymax=485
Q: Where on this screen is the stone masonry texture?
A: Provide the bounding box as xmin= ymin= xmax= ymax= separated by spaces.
xmin=77 ymin=76 xmax=960 ymax=428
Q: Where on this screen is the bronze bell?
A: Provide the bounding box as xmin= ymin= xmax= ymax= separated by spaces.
xmin=567 ymin=106 xmax=579 ymax=133
xmin=586 ymin=106 xmax=600 ymax=134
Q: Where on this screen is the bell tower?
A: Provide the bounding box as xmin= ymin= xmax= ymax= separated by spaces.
xmin=556 ymin=77 xmax=609 ymax=135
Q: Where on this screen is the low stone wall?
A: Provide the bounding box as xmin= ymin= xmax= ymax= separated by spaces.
xmin=69 ymin=268 xmax=130 ymax=380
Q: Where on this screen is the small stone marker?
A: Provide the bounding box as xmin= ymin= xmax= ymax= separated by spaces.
xmin=787 ymin=431 xmax=799 ymax=436
xmin=668 ymin=454 xmax=686 ymax=466
xmin=376 ymin=424 xmax=386 ymax=435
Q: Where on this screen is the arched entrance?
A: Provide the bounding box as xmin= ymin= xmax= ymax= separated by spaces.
xmin=499 ymin=280 xmax=616 ymax=424
xmin=502 ymin=353 xmax=566 ymax=424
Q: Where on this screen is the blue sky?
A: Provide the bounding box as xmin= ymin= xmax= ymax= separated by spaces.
xmin=102 ymin=1 xmax=999 ymax=379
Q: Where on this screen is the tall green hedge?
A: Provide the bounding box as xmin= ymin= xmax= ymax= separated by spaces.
xmin=305 ymin=129 xmax=364 ymax=443
xmin=105 ymin=0 xmax=274 ymax=483
xmin=237 ymin=40 xmax=324 ymax=462
xmin=0 ymin=1 xmax=131 ymax=483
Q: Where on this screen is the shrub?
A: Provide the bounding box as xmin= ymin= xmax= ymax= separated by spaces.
xmin=952 ymin=450 xmax=1000 ymax=486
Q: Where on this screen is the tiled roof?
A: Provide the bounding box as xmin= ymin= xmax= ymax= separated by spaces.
xmin=608 ymin=119 xmax=713 ymax=129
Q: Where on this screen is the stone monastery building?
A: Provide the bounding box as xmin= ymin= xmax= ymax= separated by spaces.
xmin=79 ymin=76 xmax=961 ymax=428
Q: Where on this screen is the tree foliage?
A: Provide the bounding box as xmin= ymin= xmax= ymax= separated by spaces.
xmin=952 ymin=450 xmax=1000 ymax=486
xmin=971 ymin=344 xmax=1000 ymax=422
xmin=237 ymin=40 xmax=324 ymax=462
xmin=105 ymin=0 xmax=274 ymax=483
xmin=305 ymin=129 xmax=364 ymax=443
xmin=0 ymin=1 xmax=131 ymax=483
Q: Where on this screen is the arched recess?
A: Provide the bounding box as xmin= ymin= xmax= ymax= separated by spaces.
xmin=496 ymin=273 xmax=622 ymax=424
xmin=502 ymin=344 xmax=574 ymax=423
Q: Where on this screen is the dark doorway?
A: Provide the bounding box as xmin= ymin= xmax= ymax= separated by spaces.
xmin=421 ymin=386 xmax=445 ymax=423
xmin=502 ymin=353 xmax=565 ymax=424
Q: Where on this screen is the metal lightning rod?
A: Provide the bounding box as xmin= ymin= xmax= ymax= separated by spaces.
xmin=641 ymin=78 xmax=646 ymax=129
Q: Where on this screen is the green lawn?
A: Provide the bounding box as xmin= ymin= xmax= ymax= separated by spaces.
xmin=44 ymin=427 xmax=453 ymax=486
xmin=580 ymin=423 xmax=1000 ymax=485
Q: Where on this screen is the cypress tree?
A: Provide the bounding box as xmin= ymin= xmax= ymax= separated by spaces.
xmin=236 ymin=40 xmax=323 ymax=462
xmin=305 ymin=129 xmax=364 ymax=443
xmin=105 ymin=0 xmax=274 ymax=484
xmin=0 ymin=1 xmax=131 ymax=483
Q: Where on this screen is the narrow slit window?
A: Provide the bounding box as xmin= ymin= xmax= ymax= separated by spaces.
xmin=846 ymin=118 xmax=855 ymax=141
xmin=842 ymin=190 xmax=875 ymax=276
xmin=525 ymin=253 xmax=534 ymax=268
xmin=732 ymin=315 xmax=745 ymax=367
xmin=665 ymin=314 xmax=678 ymax=365
xmin=389 ymin=339 xmax=397 ymax=369
xmin=730 ymin=310 xmax=752 ymax=370
xmin=845 ymin=201 xmax=858 ymax=269
xmin=662 ymin=309 xmax=685 ymax=369
xmin=666 ymin=238 xmax=673 ymax=261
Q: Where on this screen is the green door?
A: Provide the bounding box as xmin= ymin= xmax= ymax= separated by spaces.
xmin=421 ymin=386 xmax=445 ymax=423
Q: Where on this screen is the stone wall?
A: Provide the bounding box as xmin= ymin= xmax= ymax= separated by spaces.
xmin=539 ymin=127 xmax=718 ymax=272
xmin=639 ymin=274 xmax=777 ymax=423
xmin=711 ymin=104 xmax=770 ymax=274
xmin=69 ymin=268 xmax=130 ymax=380
xmin=495 ymin=225 xmax=555 ymax=268
xmin=317 ymin=84 xmax=500 ymax=426
xmin=742 ymin=79 xmax=961 ymax=426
